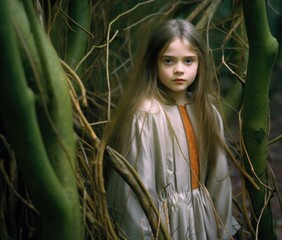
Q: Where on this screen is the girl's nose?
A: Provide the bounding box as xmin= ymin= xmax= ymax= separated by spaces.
xmin=174 ymin=64 xmax=184 ymax=74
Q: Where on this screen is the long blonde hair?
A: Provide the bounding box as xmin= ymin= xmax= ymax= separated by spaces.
xmin=105 ymin=19 xmax=221 ymax=168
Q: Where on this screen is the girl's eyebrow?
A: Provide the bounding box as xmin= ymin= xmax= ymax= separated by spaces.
xmin=161 ymin=55 xmax=198 ymax=58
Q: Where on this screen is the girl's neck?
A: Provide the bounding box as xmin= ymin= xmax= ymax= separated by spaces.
xmin=169 ymin=92 xmax=189 ymax=105
xmin=176 ymin=99 xmax=189 ymax=105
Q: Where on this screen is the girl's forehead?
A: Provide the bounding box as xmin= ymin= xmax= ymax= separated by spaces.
xmin=160 ymin=37 xmax=197 ymax=55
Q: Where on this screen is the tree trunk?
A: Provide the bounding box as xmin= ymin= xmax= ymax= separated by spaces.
xmin=242 ymin=1 xmax=278 ymax=239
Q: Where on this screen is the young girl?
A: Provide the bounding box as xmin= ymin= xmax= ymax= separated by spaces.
xmin=106 ymin=19 xmax=240 ymax=239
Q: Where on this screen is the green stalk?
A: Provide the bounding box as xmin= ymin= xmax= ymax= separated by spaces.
xmin=0 ymin=0 xmax=71 ymax=233
xmin=242 ymin=0 xmax=278 ymax=239
xmin=65 ymin=0 xmax=91 ymax=76
xmin=0 ymin=0 xmax=82 ymax=238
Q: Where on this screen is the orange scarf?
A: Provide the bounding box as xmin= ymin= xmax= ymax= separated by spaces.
xmin=178 ymin=105 xmax=200 ymax=190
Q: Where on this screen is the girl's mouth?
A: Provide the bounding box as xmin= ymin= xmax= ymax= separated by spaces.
xmin=173 ymin=78 xmax=186 ymax=83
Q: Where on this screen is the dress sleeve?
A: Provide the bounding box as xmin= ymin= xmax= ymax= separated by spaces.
xmin=106 ymin=112 xmax=157 ymax=239
xmin=205 ymin=109 xmax=240 ymax=239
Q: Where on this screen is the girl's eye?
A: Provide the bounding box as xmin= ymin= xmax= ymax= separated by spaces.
xmin=185 ymin=59 xmax=193 ymax=65
xmin=162 ymin=58 xmax=173 ymax=65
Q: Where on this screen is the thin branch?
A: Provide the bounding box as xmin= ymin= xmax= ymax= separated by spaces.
xmin=105 ymin=0 xmax=156 ymax=122
xmin=123 ymin=1 xmax=179 ymax=31
xmin=195 ymin=0 xmax=221 ymax=30
xmin=221 ymin=45 xmax=246 ymax=84
xmin=74 ymin=30 xmax=118 ymax=72
xmin=69 ymin=88 xmax=118 ymax=239
xmin=241 ymin=174 xmax=256 ymax=237
xmin=105 ymin=146 xmax=171 ymax=239
xmin=255 ymin=190 xmax=272 ymax=240
xmin=61 ymin=59 xmax=88 ymax=107
xmin=0 ymin=160 xmax=40 ymax=215
xmin=268 ymin=134 xmax=282 ymax=145
xmin=267 ymin=163 xmax=282 ymax=214
xmin=186 ymin=0 xmax=210 ymax=22
xmin=59 ymin=9 xmax=95 ymax=39
xmin=224 ymin=143 xmax=260 ymax=190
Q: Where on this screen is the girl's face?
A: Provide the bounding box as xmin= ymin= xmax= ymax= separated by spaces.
xmin=158 ymin=38 xmax=199 ymax=104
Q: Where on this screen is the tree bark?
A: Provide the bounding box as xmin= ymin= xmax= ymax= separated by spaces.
xmin=242 ymin=1 xmax=278 ymax=239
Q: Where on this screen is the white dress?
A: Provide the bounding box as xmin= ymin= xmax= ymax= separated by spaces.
xmin=106 ymin=99 xmax=240 ymax=239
